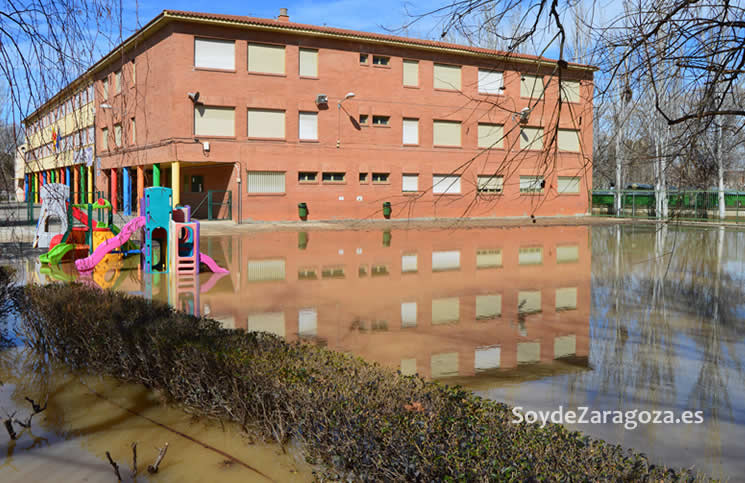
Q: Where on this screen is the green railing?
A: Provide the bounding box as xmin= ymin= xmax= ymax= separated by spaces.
xmin=207 ymin=190 xmax=232 ymax=220
xmin=591 ymin=189 xmax=745 ymax=222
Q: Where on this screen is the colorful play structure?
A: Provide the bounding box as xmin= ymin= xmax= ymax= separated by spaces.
xmin=37 ymin=184 xmax=228 ymax=276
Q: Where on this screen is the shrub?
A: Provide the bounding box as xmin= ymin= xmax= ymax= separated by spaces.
xmin=17 ymin=283 xmax=703 ymax=481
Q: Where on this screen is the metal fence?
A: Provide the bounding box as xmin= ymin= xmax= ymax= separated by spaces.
xmin=591 ymin=189 xmax=745 ymax=222
xmin=189 ymin=190 xmax=232 ymax=221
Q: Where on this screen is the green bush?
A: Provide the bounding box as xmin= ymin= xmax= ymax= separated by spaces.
xmin=17 ymin=283 xmax=703 ymax=481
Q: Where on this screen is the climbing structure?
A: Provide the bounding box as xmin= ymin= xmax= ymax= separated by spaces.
xmin=34 ymin=183 xmax=69 ymax=248
xmin=141 ymin=187 xmax=173 ymax=273
xmin=169 ymin=205 xmax=199 ymax=275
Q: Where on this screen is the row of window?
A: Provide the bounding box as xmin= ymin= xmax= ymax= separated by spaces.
xmin=193 ymin=37 xmax=582 ymax=102
xmin=101 ymin=60 xmax=135 ymax=100
xmin=27 ymin=84 xmax=94 ymax=136
xmin=244 ymin=170 xmax=582 ymax=195
xmin=100 ymin=118 xmax=136 ymax=150
xmin=27 ymin=126 xmax=95 ymax=160
xmin=196 ymin=106 xmax=582 ymax=151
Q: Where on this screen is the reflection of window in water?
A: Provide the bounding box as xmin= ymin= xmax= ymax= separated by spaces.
xmin=358 ymin=265 xmax=368 ymax=277
xmin=431 ymin=352 xmax=459 ymax=378
xmin=432 ymin=250 xmax=460 ymax=271
xmin=476 ymin=249 xmax=502 ymax=268
xmin=518 ymin=290 xmax=542 ymax=314
xmin=517 ymin=341 xmax=540 ymax=364
xmin=247 ymin=259 xmax=286 ymax=282
xmin=321 ymin=266 xmax=345 ymax=279
xmin=298 ymin=308 xmax=317 ymax=337
xmin=475 ymin=345 xmax=501 ymax=371
xmin=476 ymin=294 xmax=502 ymax=319
xmin=432 ymin=297 xmax=459 ymax=324
xmin=556 ymin=245 xmax=579 ymax=263
xmin=518 ymin=247 xmax=543 ymax=265
xmin=247 ymin=312 xmax=285 ymax=337
xmin=401 ymin=254 xmax=418 ymax=273
xmin=555 ymin=287 xmax=578 ymax=311
xmin=213 ymin=315 xmax=235 ymax=330
xmin=298 ymin=267 xmax=318 ymax=280
xmin=370 ymin=264 xmax=389 ymax=276
xmin=401 ymin=302 xmax=417 ymax=328
xmin=400 ymin=358 xmax=417 ymax=376
xmin=554 ymin=335 xmax=576 ymax=359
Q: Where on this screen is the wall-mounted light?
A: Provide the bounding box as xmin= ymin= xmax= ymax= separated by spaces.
xmin=336 ymin=92 xmax=356 ymax=148
xmin=100 ymin=103 xmax=112 ymax=109
xmin=188 ymin=92 xmax=203 ymax=105
xmin=337 ymin=92 xmax=355 ymax=108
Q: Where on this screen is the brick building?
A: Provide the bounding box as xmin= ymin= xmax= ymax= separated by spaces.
xmin=22 ymin=9 xmax=595 ymax=221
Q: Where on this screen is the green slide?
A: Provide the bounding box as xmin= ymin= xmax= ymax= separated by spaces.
xmin=39 ymin=243 xmax=74 ymax=265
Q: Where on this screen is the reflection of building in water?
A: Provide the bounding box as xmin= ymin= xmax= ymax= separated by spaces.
xmin=200 ymin=226 xmax=591 ymax=380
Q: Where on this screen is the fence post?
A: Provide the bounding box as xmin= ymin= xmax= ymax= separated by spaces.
xmin=228 ymin=191 xmax=232 ymax=220
xmin=207 ymin=191 xmax=213 ymax=220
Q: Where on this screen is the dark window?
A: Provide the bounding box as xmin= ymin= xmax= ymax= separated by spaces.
xmin=322 ymin=172 xmax=345 ymax=182
xmin=191 ymin=175 xmax=204 ymax=193
xmin=359 ymin=114 xmax=368 ymax=124
xmin=372 ymin=115 xmax=390 ymax=125
xmin=359 ymin=53 xmax=368 ymax=64
xmin=372 ymin=56 xmax=390 ymax=66
xmin=359 ymin=172 xmax=368 ymax=183
xmin=298 ymin=171 xmax=317 ymax=182
xmin=372 ymin=172 xmax=389 ymax=183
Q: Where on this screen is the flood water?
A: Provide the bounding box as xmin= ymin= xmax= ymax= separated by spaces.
xmin=12 ymin=223 xmax=745 ymax=480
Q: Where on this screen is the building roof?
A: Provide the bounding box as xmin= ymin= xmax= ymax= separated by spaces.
xmin=25 ymin=9 xmax=596 ymax=124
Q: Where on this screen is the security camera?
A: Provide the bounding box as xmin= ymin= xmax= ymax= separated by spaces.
xmin=188 ymin=92 xmax=202 ymax=104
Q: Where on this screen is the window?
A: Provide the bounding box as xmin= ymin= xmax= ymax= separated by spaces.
xmin=476 ymin=249 xmax=502 ymax=268
xmin=115 ymin=71 xmax=121 ymax=93
xmin=372 ymin=55 xmax=389 ymax=66
xmin=520 ymin=74 xmax=544 ymax=98
xmin=433 ymin=174 xmax=461 ymax=194
xmin=477 ymin=175 xmax=503 ymax=193
xmin=102 ymin=77 xmax=109 ymax=99
xmin=87 ymin=126 xmax=94 ymax=145
xmin=518 ymin=247 xmax=543 ymax=265
xmin=476 ymin=294 xmax=502 ymax=319
xmin=520 ymin=127 xmax=543 ymax=150
xmin=248 ymin=43 xmax=285 ymax=75
xmin=403 ymin=60 xmax=418 ymax=86
xmin=299 ymin=112 xmax=318 ymax=140
xmin=433 ymin=64 xmax=461 ymax=90
xmin=322 ymin=266 xmax=346 ymax=279
xmin=359 ymin=114 xmax=368 ymax=125
xmin=190 ymin=175 xmax=204 ymax=193
xmin=298 ymin=308 xmax=318 ymax=337
xmin=519 ymin=175 xmax=545 ymax=193
xmin=298 ymin=171 xmax=317 ymax=182
xmin=299 ymin=48 xmax=318 ymax=77
xmin=560 ymin=80 xmax=580 ymax=103
xmin=554 ymin=335 xmax=576 ymax=359
xmin=478 ymin=69 xmax=503 ymax=94
xmin=247 ymin=259 xmax=286 ymax=281
xmin=432 ymin=250 xmax=460 ymax=271
xmin=246 ymin=171 xmax=285 ymax=193
xmin=114 ymin=123 xmax=122 ymax=147
xmin=402 ymin=118 xmax=418 ymax=144
xmin=557 ymin=129 xmax=581 ymax=151
xmin=556 ymin=287 xmax=578 ymax=311
xmin=477 ymin=123 xmax=503 ymax=149
xmin=372 ymin=172 xmax=389 ymax=183
xmin=402 ymin=174 xmax=418 ymax=192
xmin=194 ymin=106 xmax=235 ymax=137
xmin=101 ymin=127 xmax=108 ymax=150
xmin=517 ymin=341 xmax=540 ymax=362
xmin=431 ymin=352 xmax=459 ymax=377
xmin=359 ymin=173 xmax=368 ymax=183
xmin=558 ymin=176 xmax=581 ymax=194
xmin=371 ymin=264 xmax=389 ymax=276
xmin=194 ymin=38 xmax=235 ymax=70
xmin=372 ymin=115 xmax=390 ymax=126
xmin=322 ymin=172 xmax=345 ymax=182
xmin=131 ymin=60 xmax=136 ymax=84
xmin=475 ymin=346 xmax=501 ymax=371
xmin=130 ymin=118 xmax=136 ymax=144
xmin=433 ymin=120 xmax=461 ymax=147
xmin=359 ymin=53 xmax=368 ymax=64
xmin=247 ymin=109 xmax=285 ymax=139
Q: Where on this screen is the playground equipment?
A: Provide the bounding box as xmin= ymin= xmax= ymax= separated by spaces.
xmin=34 ymin=183 xmax=69 ymax=248
xmin=70 ymin=187 xmax=227 ymax=275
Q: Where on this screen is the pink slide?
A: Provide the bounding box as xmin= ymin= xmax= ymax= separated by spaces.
xmin=200 ymin=253 xmax=229 ymax=273
xmin=75 ymin=216 xmax=146 ymax=272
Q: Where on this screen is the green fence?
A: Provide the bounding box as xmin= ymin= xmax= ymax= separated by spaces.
xmin=591 ymin=189 xmax=745 ymax=222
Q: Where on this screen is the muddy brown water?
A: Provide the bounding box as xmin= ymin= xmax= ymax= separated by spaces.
xmin=9 ymin=222 xmax=745 ymax=480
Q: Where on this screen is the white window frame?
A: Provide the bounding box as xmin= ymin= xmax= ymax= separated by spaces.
xmin=194 ymin=37 xmax=236 ymax=70
xmin=299 ymin=112 xmax=318 ymax=140
xmin=402 ymin=118 xmax=419 ymax=145
xmin=402 ymin=173 xmax=419 ymax=192
xmin=478 ymin=69 xmax=503 ymax=95
xmin=433 ymin=174 xmax=461 ymax=194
